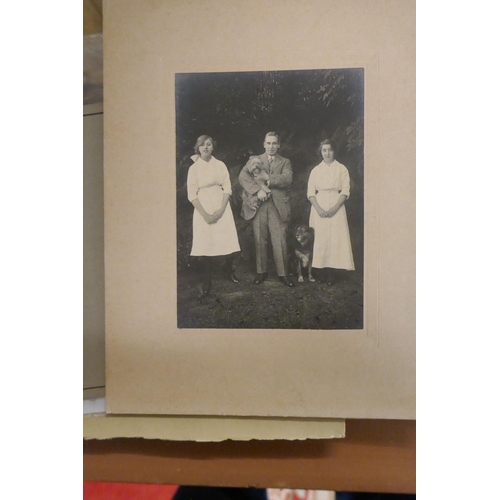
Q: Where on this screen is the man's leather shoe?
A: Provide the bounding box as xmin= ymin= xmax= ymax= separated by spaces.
xmin=253 ymin=273 xmax=267 ymax=284
xmin=279 ymin=276 xmax=295 ymax=287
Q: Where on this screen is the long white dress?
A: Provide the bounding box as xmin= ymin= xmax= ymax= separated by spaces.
xmin=307 ymin=160 xmax=355 ymax=270
xmin=187 ymin=156 xmax=241 ymax=257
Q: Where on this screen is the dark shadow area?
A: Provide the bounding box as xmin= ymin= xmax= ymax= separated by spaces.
xmin=173 ymin=486 xmax=268 ymax=500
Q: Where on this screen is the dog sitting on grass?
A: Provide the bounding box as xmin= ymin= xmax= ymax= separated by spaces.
xmin=292 ymin=225 xmax=315 ymax=282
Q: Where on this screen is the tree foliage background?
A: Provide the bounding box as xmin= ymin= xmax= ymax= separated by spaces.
xmin=176 ymin=68 xmax=364 ymax=273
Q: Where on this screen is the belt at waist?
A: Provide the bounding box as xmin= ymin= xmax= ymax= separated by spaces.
xmin=198 ymin=184 xmax=222 ymax=191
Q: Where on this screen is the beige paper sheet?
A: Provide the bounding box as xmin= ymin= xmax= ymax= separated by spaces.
xmin=84 ymin=414 xmax=345 ymax=441
xmin=104 ymin=0 xmax=415 ymax=418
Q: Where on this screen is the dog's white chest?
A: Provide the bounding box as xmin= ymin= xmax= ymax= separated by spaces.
xmin=296 ymin=250 xmax=310 ymax=267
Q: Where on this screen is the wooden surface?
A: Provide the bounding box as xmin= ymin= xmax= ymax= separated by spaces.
xmin=84 ymin=419 xmax=415 ymax=494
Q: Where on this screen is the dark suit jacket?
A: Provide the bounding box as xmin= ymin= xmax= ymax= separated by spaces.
xmin=238 ymin=153 xmax=292 ymax=221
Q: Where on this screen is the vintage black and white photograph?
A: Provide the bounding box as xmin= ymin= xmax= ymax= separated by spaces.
xmin=176 ymin=68 xmax=364 ymax=330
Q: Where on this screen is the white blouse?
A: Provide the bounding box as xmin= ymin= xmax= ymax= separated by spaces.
xmin=307 ymin=160 xmax=350 ymax=199
xmin=187 ymin=156 xmax=232 ymax=203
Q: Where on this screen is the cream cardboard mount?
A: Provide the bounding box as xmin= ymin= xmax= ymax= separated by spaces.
xmin=83 ymin=412 xmax=346 ymax=442
xmin=103 ymin=0 xmax=415 ymax=419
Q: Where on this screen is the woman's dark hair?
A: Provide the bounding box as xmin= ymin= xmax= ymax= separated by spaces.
xmin=194 ymin=135 xmax=217 ymax=154
xmin=318 ymin=139 xmax=335 ymax=158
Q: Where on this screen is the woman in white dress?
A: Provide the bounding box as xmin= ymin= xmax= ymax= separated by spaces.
xmin=187 ymin=135 xmax=241 ymax=294
xmin=307 ymin=139 xmax=355 ymax=284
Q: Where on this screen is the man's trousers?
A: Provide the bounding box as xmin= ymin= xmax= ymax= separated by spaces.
xmin=252 ymin=200 xmax=288 ymax=276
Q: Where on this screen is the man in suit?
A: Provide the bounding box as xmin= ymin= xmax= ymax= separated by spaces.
xmin=239 ymin=132 xmax=294 ymax=287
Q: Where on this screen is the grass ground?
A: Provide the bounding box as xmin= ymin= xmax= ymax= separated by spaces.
xmin=177 ymin=262 xmax=363 ymax=330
